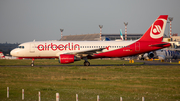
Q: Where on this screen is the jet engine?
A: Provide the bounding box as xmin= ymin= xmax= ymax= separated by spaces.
xmin=147 ymin=52 xmax=155 ymax=59
xmin=142 ymin=52 xmax=155 ymax=59
xmin=59 ymin=54 xmax=81 ymax=64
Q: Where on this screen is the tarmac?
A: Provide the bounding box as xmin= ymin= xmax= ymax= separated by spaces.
xmin=1 ymin=60 xmax=180 ymax=67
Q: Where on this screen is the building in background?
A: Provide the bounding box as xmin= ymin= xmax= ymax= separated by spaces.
xmin=60 ymin=33 xmax=146 ymax=41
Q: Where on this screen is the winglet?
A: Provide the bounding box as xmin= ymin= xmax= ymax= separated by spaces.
xmin=105 ymin=46 xmax=110 ymax=50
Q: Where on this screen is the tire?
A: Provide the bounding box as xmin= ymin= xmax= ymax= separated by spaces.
xmin=84 ymin=61 xmax=90 ymax=66
xmin=31 ymin=63 xmax=34 ymax=67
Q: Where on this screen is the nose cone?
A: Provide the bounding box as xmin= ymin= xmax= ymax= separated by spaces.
xmin=10 ymin=49 xmax=15 ymax=56
xmin=10 ymin=49 xmax=19 ymax=56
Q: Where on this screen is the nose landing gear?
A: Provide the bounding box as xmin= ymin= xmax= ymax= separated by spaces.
xmin=84 ymin=61 xmax=90 ymax=66
xmin=83 ymin=57 xmax=90 ymax=66
xmin=31 ymin=58 xmax=34 ymax=67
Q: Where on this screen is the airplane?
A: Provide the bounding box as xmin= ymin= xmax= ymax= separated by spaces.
xmin=115 ymin=29 xmax=124 ymax=41
xmin=104 ymin=37 xmax=111 ymax=41
xmin=120 ymin=29 xmax=124 ymax=40
xmin=138 ymin=49 xmax=180 ymax=60
xmin=156 ymin=49 xmax=180 ymax=60
xmin=10 ymin=15 xmax=171 ymax=66
xmin=0 ymin=52 xmax=18 ymax=59
xmin=0 ymin=52 xmax=5 ymax=59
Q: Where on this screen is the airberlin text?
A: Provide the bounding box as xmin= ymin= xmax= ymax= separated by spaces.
xmin=37 ymin=43 xmax=80 ymax=51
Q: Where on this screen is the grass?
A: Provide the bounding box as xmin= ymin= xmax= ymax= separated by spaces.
xmin=0 ymin=60 xmax=180 ymax=101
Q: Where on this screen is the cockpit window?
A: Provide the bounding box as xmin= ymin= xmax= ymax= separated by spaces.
xmin=18 ymin=46 xmax=25 ymax=49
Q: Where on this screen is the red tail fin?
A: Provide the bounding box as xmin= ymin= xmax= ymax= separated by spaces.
xmin=0 ymin=52 xmax=5 ymax=58
xmin=139 ymin=15 xmax=168 ymax=42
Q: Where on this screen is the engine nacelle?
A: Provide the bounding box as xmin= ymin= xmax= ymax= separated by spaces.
xmin=147 ymin=52 xmax=154 ymax=59
xmin=59 ymin=54 xmax=81 ymax=64
xmin=142 ymin=52 xmax=155 ymax=59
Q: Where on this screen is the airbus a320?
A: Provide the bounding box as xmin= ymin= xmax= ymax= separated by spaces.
xmin=10 ymin=15 xmax=171 ymax=66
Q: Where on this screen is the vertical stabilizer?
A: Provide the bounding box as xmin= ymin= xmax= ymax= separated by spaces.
xmin=120 ymin=29 xmax=124 ymax=40
xmin=139 ymin=15 xmax=168 ymax=42
xmin=0 ymin=52 xmax=5 ymax=58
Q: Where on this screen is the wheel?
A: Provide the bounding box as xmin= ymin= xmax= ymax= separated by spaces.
xmin=84 ymin=61 xmax=90 ymax=66
xmin=31 ymin=63 xmax=34 ymax=67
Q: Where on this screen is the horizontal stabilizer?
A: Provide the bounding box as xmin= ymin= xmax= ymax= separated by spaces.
xmin=149 ymin=43 xmax=171 ymax=47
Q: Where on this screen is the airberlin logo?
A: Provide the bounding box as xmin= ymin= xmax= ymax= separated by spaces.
xmin=150 ymin=19 xmax=166 ymax=39
xmin=153 ymin=25 xmax=162 ymax=34
xmin=37 ymin=43 xmax=80 ymax=51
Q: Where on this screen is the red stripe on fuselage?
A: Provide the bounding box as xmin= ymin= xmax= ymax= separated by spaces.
xmin=16 ymin=56 xmax=58 ymax=59
xmin=93 ymin=41 xmax=171 ymax=58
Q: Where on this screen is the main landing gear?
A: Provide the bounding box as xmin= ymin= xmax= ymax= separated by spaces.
xmin=31 ymin=58 xmax=34 ymax=67
xmin=83 ymin=57 xmax=90 ymax=66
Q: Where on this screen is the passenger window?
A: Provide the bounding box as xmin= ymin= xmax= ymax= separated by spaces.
xmin=18 ymin=46 xmax=24 ymax=49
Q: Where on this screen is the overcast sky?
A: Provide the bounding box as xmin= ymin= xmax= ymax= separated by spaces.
xmin=0 ymin=0 xmax=180 ymax=43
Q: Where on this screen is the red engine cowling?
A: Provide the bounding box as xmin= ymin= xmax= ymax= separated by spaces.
xmin=59 ymin=54 xmax=80 ymax=64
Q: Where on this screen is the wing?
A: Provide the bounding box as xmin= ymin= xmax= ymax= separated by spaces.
xmin=64 ymin=46 xmax=110 ymax=57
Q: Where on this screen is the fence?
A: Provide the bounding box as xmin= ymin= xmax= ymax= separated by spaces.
xmin=6 ymin=87 xmax=145 ymax=101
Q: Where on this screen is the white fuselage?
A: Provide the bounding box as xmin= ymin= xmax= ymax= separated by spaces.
xmin=11 ymin=41 xmax=136 ymax=58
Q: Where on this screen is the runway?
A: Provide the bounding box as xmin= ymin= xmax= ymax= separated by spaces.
xmin=0 ymin=60 xmax=180 ymax=67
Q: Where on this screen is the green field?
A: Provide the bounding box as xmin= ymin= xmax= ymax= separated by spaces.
xmin=0 ymin=59 xmax=180 ymax=101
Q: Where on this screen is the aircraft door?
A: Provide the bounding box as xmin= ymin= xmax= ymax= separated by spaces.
xmin=30 ymin=43 xmax=35 ymax=53
xmin=135 ymin=42 xmax=140 ymax=52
